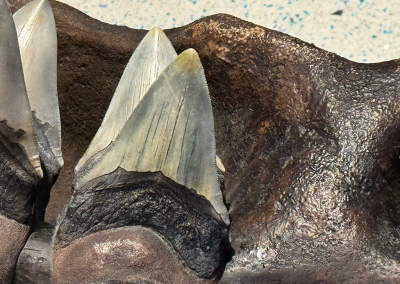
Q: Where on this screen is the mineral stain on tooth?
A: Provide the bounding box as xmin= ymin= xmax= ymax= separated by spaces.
xmin=75 ymin=27 xmax=177 ymax=173
xmin=76 ymin=48 xmax=229 ymax=225
xmin=13 ymin=0 xmax=63 ymax=171
xmin=0 ymin=0 xmax=42 ymax=178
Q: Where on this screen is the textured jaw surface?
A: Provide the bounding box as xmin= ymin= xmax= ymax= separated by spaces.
xmin=8 ymin=0 xmax=400 ymax=282
xmin=0 ymin=215 xmax=30 ymax=284
xmin=53 ymin=226 xmax=214 ymax=284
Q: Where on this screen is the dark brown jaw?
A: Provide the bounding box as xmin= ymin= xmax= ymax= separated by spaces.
xmin=4 ymin=0 xmax=400 ymax=283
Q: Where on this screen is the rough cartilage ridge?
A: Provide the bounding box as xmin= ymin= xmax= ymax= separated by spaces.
xmin=75 ymin=27 xmax=177 ymax=173
xmin=0 ymin=0 xmax=42 ymax=177
xmin=13 ymin=0 xmax=63 ymax=169
xmin=76 ymin=49 xmax=229 ymax=225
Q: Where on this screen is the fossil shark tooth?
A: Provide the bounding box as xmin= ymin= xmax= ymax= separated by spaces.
xmin=76 ymin=49 xmax=230 ymax=225
xmin=75 ymin=27 xmax=178 ymax=173
xmin=0 ymin=0 xmax=42 ymax=178
xmin=13 ymin=0 xmax=63 ymax=171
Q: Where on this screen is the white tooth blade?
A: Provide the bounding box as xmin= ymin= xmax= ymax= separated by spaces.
xmin=13 ymin=0 xmax=63 ymax=168
xmin=0 ymin=0 xmax=42 ymax=177
xmin=77 ymin=49 xmax=229 ymax=225
xmin=75 ymin=27 xmax=177 ymax=173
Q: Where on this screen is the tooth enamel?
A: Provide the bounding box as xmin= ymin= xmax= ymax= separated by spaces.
xmin=13 ymin=0 xmax=63 ymax=168
xmin=216 ymin=155 xmax=226 ymax=173
xmin=75 ymin=27 xmax=177 ymax=173
xmin=0 ymin=0 xmax=42 ymax=177
xmin=76 ymin=49 xmax=229 ymax=225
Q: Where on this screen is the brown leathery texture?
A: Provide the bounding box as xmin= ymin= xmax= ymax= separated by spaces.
xmin=53 ymin=226 xmax=214 ymax=284
xmin=0 ymin=214 xmax=30 ymax=284
xmin=8 ymin=0 xmax=400 ymax=282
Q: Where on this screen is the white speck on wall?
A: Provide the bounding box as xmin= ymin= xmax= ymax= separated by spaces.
xmin=57 ymin=0 xmax=400 ymax=63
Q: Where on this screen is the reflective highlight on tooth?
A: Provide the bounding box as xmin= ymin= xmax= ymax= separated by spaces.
xmin=13 ymin=0 xmax=63 ymax=168
xmin=77 ymin=49 xmax=229 ymax=225
xmin=0 ymin=0 xmax=42 ymax=177
xmin=75 ymin=27 xmax=177 ymax=172
xmin=216 ymin=155 xmax=226 ymax=173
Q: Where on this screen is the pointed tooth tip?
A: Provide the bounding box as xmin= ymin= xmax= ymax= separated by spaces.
xmin=25 ymin=0 xmax=47 ymax=10
xmin=57 ymin=156 xmax=64 ymax=168
xmin=216 ymin=156 xmax=226 ymax=173
xmin=149 ymin=27 xmax=164 ymax=34
xmin=175 ymin=49 xmax=202 ymax=71
xmin=29 ymin=155 xmax=43 ymax=178
xmin=35 ymin=168 xmax=44 ymax=179
xmin=145 ymin=26 xmax=169 ymax=43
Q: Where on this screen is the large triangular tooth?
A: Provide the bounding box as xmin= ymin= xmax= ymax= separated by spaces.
xmin=13 ymin=0 xmax=63 ymax=170
xmin=75 ymin=27 xmax=178 ymax=173
xmin=76 ymin=49 xmax=229 ymax=225
xmin=0 ymin=0 xmax=42 ymax=178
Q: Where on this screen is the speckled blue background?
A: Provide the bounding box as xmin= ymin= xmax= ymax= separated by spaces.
xmin=58 ymin=0 xmax=400 ymax=63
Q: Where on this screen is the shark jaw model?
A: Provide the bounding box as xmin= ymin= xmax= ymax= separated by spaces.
xmin=11 ymin=0 xmax=400 ymax=282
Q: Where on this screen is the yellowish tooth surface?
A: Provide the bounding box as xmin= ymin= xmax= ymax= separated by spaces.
xmin=0 ymin=0 xmax=42 ymax=177
xmin=77 ymin=49 xmax=229 ymax=225
xmin=75 ymin=27 xmax=177 ymax=173
xmin=216 ymin=155 xmax=226 ymax=173
xmin=14 ymin=0 xmax=63 ymax=168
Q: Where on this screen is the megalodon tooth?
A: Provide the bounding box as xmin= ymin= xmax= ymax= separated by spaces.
xmin=0 ymin=0 xmax=42 ymax=178
xmin=75 ymin=27 xmax=178 ymax=173
xmin=76 ymin=48 xmax=230 ymax=226
xmin=13 ymin=0 xmax=63 ymax=172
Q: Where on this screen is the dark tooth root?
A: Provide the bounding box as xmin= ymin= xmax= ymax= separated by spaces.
xmin=31 ymin=113 xmax=62 ymax=224
xmin=0 ymin=121 xmax=40 ymax=224
xmin=55 ymin=168 xmax=228 ymax=279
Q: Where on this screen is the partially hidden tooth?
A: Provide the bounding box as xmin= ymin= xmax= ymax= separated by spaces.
xmin=76 ymin=49 xmax=230 ymax=225
xmin=0 ymin=0 xmax=42 ymax=178
xmin=75 ymin=27 xmax=177 ymax=173
xmin=13 ymin=0 xmax=63 ymax=169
